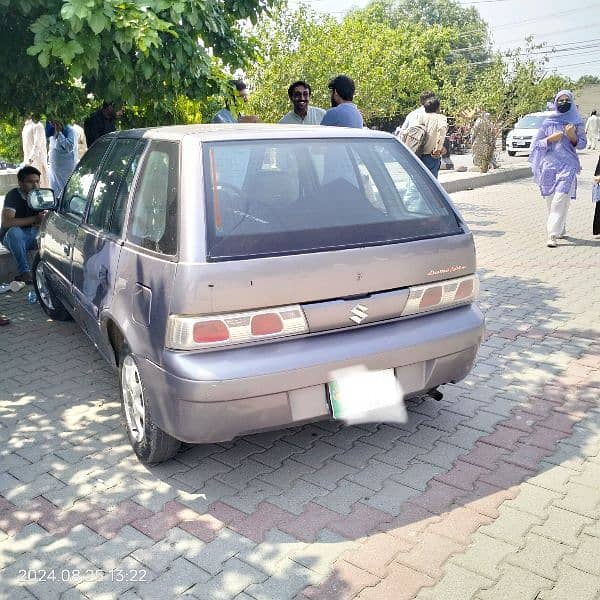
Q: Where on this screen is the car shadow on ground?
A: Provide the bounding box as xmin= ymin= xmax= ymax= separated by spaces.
xmin=0 ymin=265 xmax=598 ymax=598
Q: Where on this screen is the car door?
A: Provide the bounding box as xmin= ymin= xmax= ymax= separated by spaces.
xmin=41 ymin=137 xmax=112 ymax=310
xmin=112 ymin=140 xmax=179 ymax=364
xmin=70 ymin=138 xmax=146 ymax=346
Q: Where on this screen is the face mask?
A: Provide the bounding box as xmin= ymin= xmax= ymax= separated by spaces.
xmin=331 ymin=94 xmax=339 ymax=108
xmin=557 ymin=102 xmax=571 ymax=113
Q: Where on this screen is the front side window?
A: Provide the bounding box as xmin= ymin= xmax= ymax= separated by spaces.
xmin=87 ymin=138 xmax=141 ymax=233
xmin=61 ymin=137 xmax=111 ymax=218
xmin=204 ymin=138 xmax=462 ymax=260
xmin=127 ymin=141 xmax=178 ymax=255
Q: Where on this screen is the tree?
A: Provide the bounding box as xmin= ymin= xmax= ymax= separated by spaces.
xmin=248 ymin=6 xmax=455 ymax=123
xmin=577 ymin=75 xmax=600 ymax=86
xmin=350 ymin=0 xmax=492 ymax=69
xmin=0 ymin=0 xmax=276 ymax=122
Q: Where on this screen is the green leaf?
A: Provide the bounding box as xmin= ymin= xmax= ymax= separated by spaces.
xmin=89 ymin=12 xmax=108 ymax=34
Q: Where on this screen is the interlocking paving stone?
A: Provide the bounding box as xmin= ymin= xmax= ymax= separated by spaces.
xmin=290 ymin=530 xmax=359 ymax=575
xmin=531 ymin=506 xmax=594 ymax=547
xmin=192 ymin=557 xmax=267 ymax=600
xmin=416 ymin=563 xmax=493 ymax=600
xmin=505 ymin=532 xmax=574 ymax=580
xmin=245 ymin=557 xmax=323 ymax=600
xmin=237 ymin=528 xmax=308 ymax=576
xmin=450 ymin=531 xmax=518 ymax=580
xmin=563 ymin=534 xmax=600 ymax=576
xmin=476 ymin=563 xmax=554 ymax=600
xmin=184 ymin=527 xmax=256 ymax=575
xmin=2 ymin=163 xmax=600 ymax=599
xmin=538 ymin=564 xmax=600 ymax=600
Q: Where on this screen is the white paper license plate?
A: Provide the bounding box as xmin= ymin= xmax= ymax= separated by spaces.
xmin=328 ymin=367 xmax=402 ymax=420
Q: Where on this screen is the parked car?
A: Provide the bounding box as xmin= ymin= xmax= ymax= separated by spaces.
xmin=30 ymin=125 xmax=484 ymax=463
xmin=505 ymin=111 xmax=552 ymax=156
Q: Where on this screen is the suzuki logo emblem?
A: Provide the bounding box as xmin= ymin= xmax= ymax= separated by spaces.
xmin=350 ymin=304 xmax=368 ymax=325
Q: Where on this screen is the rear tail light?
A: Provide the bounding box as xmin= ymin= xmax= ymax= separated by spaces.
xmin=166 ymin=305 xmax=308 ymax=350
xmin=401 ymin=274 xmax=479 ymax=317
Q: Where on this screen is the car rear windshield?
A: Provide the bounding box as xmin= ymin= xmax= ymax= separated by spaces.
xmin=203 ymin=137 xmax=463 ymax=260
xmin=515 ymin=115 xmax=547 ymax=129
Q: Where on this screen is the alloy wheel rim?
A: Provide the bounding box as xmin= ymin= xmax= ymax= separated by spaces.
xmin=35 ymin=262 xmax=54 ymax=310
xmin=121 ymin=355 xmax=145 ymax=443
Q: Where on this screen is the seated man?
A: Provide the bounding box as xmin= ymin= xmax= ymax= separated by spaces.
xmin=0 ymin=165 xmax=45 ymax=284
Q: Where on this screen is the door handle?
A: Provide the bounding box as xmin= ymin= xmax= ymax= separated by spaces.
xmin=63 ymin=245 xmax=70 ymax=256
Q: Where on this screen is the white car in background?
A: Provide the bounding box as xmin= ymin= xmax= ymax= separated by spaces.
xmin=506 ymin=111 xmax=552 ymax=156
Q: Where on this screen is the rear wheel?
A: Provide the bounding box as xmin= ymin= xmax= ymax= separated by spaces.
xmin=507 ymin=150 xmax=516 ymax=157
xmin=119 ymin=346 xmax=181 ymax=463
xmin=32 ymin=254 xmax=72 ymax=321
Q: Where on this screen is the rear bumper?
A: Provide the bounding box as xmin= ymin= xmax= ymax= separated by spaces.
xmin=138 ymin=304 xmax=484 ymax=443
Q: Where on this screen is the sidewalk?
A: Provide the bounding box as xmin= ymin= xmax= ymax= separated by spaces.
xmin=438 ymin=152 xmax=532 ymax=194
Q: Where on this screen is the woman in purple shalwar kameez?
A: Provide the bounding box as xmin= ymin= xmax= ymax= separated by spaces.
xmin=529 ymin=90 xmax=587 ymax=247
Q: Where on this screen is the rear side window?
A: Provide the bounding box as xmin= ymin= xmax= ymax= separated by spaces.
xmin=61 ymin=138 xmax=111 ymax=218
xmin=127 ymin=141 xmax=178 ymax=255
xmin=203 ymin=138 xmax=462 ymax=260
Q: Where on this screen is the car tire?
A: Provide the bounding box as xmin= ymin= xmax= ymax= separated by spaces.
xmin=32 ymin=253 xmax=72 ymax=321
xmin=119 ymin=345 xmax=181 ymax=464
xmin=508 ymin=151 xmax=516 ymax=157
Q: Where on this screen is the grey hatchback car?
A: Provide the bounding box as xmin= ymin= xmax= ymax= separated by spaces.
xmin=31 ymin=124 xmax=484 ymax=463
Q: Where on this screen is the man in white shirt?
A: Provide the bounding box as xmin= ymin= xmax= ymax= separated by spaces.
xmin=419 ymin=97 xmax=448 ymax=179
xmin=395 ymin=90 xmax=436 ymax=137
xmin=21 ymin=114 xmax=49 ymax=187
xmin=279 ymin=81 xmax=326 ymax=125
xmin=585 ymin=109 xmax=599 ymax=150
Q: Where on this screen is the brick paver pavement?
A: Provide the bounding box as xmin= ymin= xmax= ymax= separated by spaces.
xmin=1 ymin=152 xmax=599 ymax=600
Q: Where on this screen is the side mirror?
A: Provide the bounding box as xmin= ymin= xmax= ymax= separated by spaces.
xmin=27 ymin=188 xmax=58 ymax=211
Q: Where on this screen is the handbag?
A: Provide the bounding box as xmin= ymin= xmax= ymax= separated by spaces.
xmin=593 ymin=182 xmax=600 ymax=203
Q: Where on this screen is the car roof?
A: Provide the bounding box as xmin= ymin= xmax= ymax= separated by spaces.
xmin=112 ymin=124 xmax=394 ymax=143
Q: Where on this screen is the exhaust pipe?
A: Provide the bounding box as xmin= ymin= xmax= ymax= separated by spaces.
xmin=427 ymin=387 xmax=443 ymax=401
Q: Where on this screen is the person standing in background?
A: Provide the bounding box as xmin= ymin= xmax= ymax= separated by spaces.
xmin=48 ymin=119 xmax=76 ymax=197
xmin=593 ymin=154 xmax=600 ymax=236
xmin=395 ymin=91 xmax=436 ymax=137
xmin=529 ymin=90 xmax=586 ymax=248
xmin=320 ymin=75 xmax=363 ymax=129
xmin=419 ymin=97 xmax=448 ymax=179
xmin=21 ymin=113 xmax=49 ymax=187
xmin=585 ymin=110 xmax=599 ymax=151
xmin=84 ymin=101 xmax=118 ymax=147
xmin=72 ymin=122 xmax=87 ymax=161
xmin=279 ymin=81 xmax=326 ymax=125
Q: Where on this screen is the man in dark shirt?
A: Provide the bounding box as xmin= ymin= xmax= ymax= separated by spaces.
xmin=0 ymin=166 xmax=45 ymax=284
xmin=84 ymin=101 xmax=117 ymax=147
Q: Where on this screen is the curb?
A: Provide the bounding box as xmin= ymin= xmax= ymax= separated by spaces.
xmin=441 ymin=166 xmax=532 ymax=194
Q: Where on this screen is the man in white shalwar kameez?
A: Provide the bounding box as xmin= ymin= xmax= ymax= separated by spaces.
xmin=48 ymin=120 xmax=76 ymax=197
xmin=22 ymin=115 xmax=49 ymax=187
xmin=71 ymin=123 xmax=87 ymax=161
xmin=585 ymin=110 xmax=599 ymax=151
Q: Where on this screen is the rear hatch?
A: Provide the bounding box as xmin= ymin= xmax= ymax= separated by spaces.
xmin=170 ymin=136 xmax=476 ymax=336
